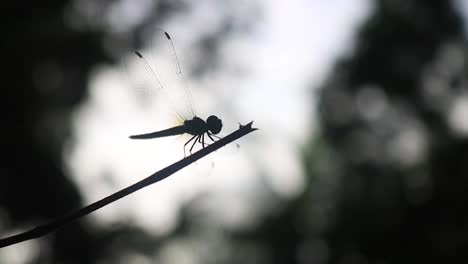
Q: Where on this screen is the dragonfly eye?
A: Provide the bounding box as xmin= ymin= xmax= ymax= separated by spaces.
xmin=207 ymin=115 xmax=222 ymax=134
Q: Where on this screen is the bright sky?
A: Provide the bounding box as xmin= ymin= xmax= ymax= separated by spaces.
xmin=1 ymin=0 xmax=373 ymax=262
xmin=6 ymin=1 xmax=468 ymax=262
xmin=63 ymin=0 xmax=372 ymax=236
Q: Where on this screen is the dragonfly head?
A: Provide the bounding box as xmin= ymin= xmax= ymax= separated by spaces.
xmin=207 ymin=115 xmax=222 ymax=134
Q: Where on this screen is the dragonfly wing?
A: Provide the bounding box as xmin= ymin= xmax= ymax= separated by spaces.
xmin=145 ymin=28 xmax=197 ymax=121
xmin=123 ymin=28 xmax=197 ymax=123
xmin=158 ymin=30 xmax=197 ymax=119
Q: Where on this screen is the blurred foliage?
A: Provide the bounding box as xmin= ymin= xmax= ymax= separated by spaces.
xmin=2 ymin=0 xmax=468 ymax=263
xmin=0 ymin=0 xmax=255 ymax=263
xmin=311 ymin=0 xmax=468 ymax=263
xmin=206 ymin=0 xmax=468 ymax=263
xmin=1 ymin=1 xmax=108 ymax=263
xmin=198 ymin=0 xmax=468 ymax=263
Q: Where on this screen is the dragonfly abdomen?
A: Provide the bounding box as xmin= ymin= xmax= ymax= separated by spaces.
xmin=129 ymin=125 xmax=186 ymax=139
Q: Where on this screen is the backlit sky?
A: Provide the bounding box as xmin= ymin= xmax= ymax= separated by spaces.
xmin=4 ymin=1 xmax=468 ymax=262
xmin=66 ymin=0 xmax=371 ymax=235
xmin=2 ymin=1 xmax=373 ymax=262
xmin=0 ymin=0 xmax=468 ymax=263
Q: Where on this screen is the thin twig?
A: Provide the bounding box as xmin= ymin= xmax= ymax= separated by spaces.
xmin=0 ymin=122 xmax=257 ymax=248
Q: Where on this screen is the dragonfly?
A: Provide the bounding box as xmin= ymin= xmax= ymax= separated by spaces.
xmin=128 ymin=29 xmax=223 ymax=156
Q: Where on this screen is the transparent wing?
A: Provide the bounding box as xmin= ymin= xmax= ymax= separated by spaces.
xmin=158 ymin=29 xmax=197 ymax=119
xmin=123 ymin=28 xmax=197 ymax=123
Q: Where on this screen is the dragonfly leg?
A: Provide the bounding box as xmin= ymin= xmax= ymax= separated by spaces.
xmin=189 ymin=135 xmax=200 ymax=154
xmin=184 ymin=135 xmax=198 ymax=157
xmin=197 ymin=134 xmax=203 ymax=147
xmin=207 ymin=132 xmax=218 ymax=142
xmin=198 ymin=134 xmax=203 ymax=146
xmin=201 ymin=134 xmax=212 ymax=147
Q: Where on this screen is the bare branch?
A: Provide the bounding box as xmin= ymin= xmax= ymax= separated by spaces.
xmin=0 ymin=122 xmax=257 ymax=248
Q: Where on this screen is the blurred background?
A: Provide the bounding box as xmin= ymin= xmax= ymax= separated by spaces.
xmin=1 ymin=0 xmax=468 ymax=263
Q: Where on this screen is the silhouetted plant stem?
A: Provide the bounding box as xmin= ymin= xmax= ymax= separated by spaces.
xmin=0 ymin=122 xmax=257 ymax=248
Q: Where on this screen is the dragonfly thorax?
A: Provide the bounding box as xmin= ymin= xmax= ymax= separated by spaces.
xmin=184 ymin=117 xmax=207 ymax=136
xmin=183 ymin=116 xmax=222 ymax=136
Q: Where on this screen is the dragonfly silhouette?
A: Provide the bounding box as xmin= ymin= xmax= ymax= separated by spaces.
xmin=128 ymin=30 xmax=222 ymax=156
